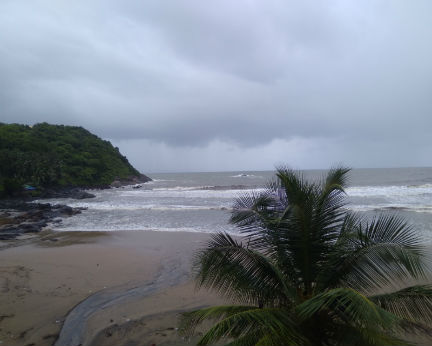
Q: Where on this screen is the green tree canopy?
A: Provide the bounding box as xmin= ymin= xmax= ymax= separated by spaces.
xmin=0 ymin=122 xmax=142 ymax=196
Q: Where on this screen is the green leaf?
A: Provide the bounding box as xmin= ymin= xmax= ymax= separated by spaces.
xmin=180 ymin=305 xmax=255 ymax=337
xmin=194 ymin=232 xmax=297 ymax=305
xmin=371 ymin=285 xmax=432 ymax=325
xmin=297 ymin=287 xmax=399 ymax=330
xmin=195 ymin=308 xmax=306 ymax=346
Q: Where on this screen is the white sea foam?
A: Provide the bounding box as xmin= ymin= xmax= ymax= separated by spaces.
xmin=61 ymin=202 xmax=231 ymax=211
xmin=37 ymin=170 xmax=432 ymax=235
xmin=50 ymin=225 xmax=218 ymax=233
xmin=408 ymin=183 xmax=432 ymax=189
xmin=345 ymin=183 xmax=432 ymax=215
xmin=347 ymin=184 xmax=432 ymax=198
xmin=348 ymin=204 xmax=432 ymax=213
xmin=151 ymin=186 xmax=212 ymax=191
xmin=231 ymin=174 xmax=262 ymax=178
xmin=118 ymin=188 xmax=263 ymax=199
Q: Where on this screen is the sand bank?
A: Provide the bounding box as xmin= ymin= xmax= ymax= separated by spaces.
xmin=0 ymin=230 xmax=225 ymax=346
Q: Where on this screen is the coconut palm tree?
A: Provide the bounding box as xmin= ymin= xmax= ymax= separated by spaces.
xmin=180 ymin=167 xmax=432 ymax=346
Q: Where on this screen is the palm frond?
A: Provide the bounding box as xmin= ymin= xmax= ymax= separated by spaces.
xmin=361 ymin=214 xmax=423 ymax=249
xmin=319 ymin=214 xmax=427 ymax=292
xmin=195 ymin=307 xmax=306 ymax=346
xmin=274 ymin=166 xmax=315 ymax=209
xmin=371 ymin=285 xmax=432 ymax=325
xmin=332 ymin=323 xmax=415 ymax=346
xmin=194 ymin=232 xmax=297 ymax=305
xmin=399 ymin=319 xmax=432 ymax=338
xmin=315 ymin=212 xmax=363 ymax=290
xmin=348 ymin=244 xmax=424 ymax=291
xmin=224 ymin=330 xmax=264 ymax=346
xmin=322 ymin=166 xmax=350 ymax=194
xmin=179 ymin=305 xmax=255 ymax=337
xmin=297 ymin=287 xmax=399 ymax=330
xmin=230 ymin=190 xmax=275 ymax=228
xmin=266 ymin=168 xmax=351 ymax=294
xmin=255 ymin=332 xmax=309 ymax=346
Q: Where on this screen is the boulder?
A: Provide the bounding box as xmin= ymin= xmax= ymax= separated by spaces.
xmin=110 ymin=174 xmax=152 ymax=187
xmin=0 ymin=200 xmax=83 ymax=240
xmin=110 ymin=180 xmax=122 ymax=188
xmin=69 ymin=190 xmax=95 ymax=199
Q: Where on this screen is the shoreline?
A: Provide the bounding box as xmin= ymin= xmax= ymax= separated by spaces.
xmin=0 ymin=230 xmax=225 ymax=346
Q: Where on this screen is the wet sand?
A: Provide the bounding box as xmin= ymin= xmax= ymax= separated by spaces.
xmin=0 ymin=230 xmax=225 ymax=346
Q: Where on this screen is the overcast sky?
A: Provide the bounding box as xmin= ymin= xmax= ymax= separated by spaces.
xmin=1 ymin=1 xmax=431 ymax=172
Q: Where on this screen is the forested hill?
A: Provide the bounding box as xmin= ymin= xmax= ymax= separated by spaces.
xmin=0 ymin=123 xmax=150 ymax=196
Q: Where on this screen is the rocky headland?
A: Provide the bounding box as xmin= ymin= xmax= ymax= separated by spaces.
xmin=0 ymin=122 xmax=152 ymax=241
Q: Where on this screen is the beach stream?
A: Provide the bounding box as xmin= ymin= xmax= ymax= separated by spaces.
xmin=54 ymin=255 xmax=190 ymax=346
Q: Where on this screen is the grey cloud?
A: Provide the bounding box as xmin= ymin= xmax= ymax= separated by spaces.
xmin=1 ymin=1 xmax=431 ymax=170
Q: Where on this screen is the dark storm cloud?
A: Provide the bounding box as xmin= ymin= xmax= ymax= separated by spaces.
xmin=1 ymin=0 xmax=431 ymax=171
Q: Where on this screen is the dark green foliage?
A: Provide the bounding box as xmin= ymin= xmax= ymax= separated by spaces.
xmin=181 ymin=167 xmax=432 ymax=345
xmin=0 ymin=122 xmax=140 ymax=195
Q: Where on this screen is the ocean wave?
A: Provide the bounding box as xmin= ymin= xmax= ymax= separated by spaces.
xmin=198 ymin=185 xmax=250 ymax=191
xmin=151 ymin=186 xmax=212 ymax=191
xmin=348 ymin=204 xmax=432 ymax=213
xmin=347 ymin=184 xmax=432 ymax=198
xmin=50 ymin=225 xmax=209 ymax=232
xmin=60 ymin=202 xmax=232 ymax=211
xmin=408 ymin=183 xmax=432 ymax=189
xmin=140 ymin=184 xmax=432 ymax=197
xmin=50 ymin=223 xmax=237 ymax=234
xmin=118 ymin=188 xmax=263 ymax=199
xmin=231 ymin=174 xmax=262 ymax=178
xmin=150 ymin=185 xmax=252 ymax=191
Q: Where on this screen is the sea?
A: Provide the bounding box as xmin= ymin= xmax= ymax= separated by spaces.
xmin=39 ymin=167 xmax=432 ymax=242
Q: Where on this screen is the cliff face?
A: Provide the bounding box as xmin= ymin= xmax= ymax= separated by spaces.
xmin=0 ymin=122 xmax=151 ymax=196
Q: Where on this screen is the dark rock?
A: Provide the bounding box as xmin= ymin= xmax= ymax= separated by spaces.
xmin=111 ymin=180 xmax=122 ymax=188
xmin=0 ymin=228 xmax=21 ymax=240
xmin=21 ymin=223 xmax=41 ymax=233
xmin=58 ymin=206 xmax=74 ymax=215
xmin=0 ymin=199 xmax=83 ymax=240
xmin=39 ymin=188 xmax=95 ymax=200
xmin=27 ymin=210 xmax=45 ymax=219
xmin=73 ymin=191 xmax=95 ymax=199
xmin=110 ymin=174 xmax=152 ymax=188
xmin=35 ymin=220 xmax=48 ymax=228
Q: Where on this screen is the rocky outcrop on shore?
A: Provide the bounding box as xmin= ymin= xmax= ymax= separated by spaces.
xmin=0 ymin=201 xmax=84 ymax=240
xmin=110 ymin=174 xmax=152 ymax=188
xmin=23 ymin=174 xmax=152 ymax=198
xmin=38 ymin=187 xmax=96 ymax=199
xmin=0 ymin=174 xmax=152 ymax=241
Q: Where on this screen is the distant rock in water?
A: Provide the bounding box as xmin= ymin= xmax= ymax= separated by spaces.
xmin=0 ymin=122 xmax=151 ymax=197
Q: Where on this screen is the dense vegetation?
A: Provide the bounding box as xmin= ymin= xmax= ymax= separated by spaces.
xmin=0 ymin=122 xmax=142 ymax=196
xmin=181 ymin=167 xmax=432 ymax=346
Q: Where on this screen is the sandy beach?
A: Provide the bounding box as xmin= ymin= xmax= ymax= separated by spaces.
xmin=0 ymin=230 xmax=225 ymax=346
xmin=1 ymin=226 xmax=431 ymax=346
